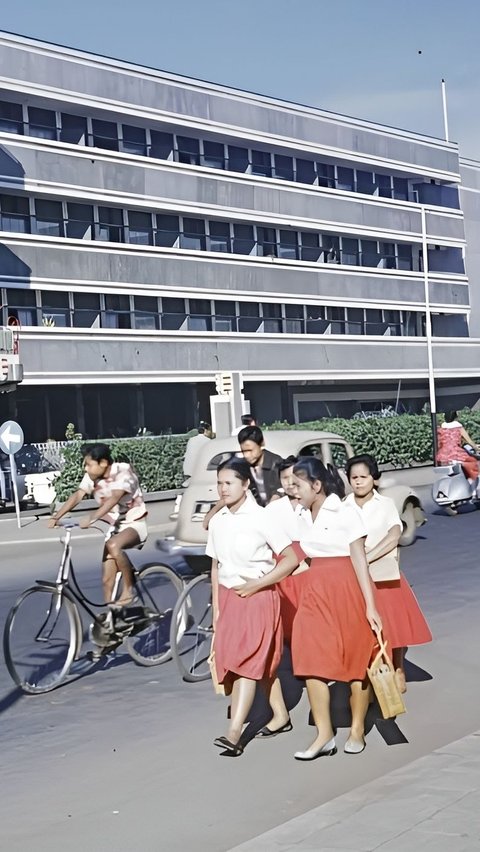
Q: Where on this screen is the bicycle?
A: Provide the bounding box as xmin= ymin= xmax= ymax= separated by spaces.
xmin=3 ymin=521 xmax=184 ymax=694
xmin=169 ymin=569 xmax=213 ymax=682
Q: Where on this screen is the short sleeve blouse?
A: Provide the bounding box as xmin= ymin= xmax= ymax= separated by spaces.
xmin=344 ymin=491 xmax=401 ymax=549
xmin=298 ymin=493 xmax=367 ymax=558
xmin=79 ymin=462 xmax=146 ymax=524
xmin=206 ymin=498 xmax=291 ymax=588
xmin=264 ymin=496 xmax=300 ymax=542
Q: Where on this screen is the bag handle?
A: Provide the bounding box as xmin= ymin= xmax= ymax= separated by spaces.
xmin=370 ymin=629 xmax=391 ymax=668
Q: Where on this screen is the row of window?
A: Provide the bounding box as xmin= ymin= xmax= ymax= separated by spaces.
xmin=0 ymin=99 xmax=460 ymax=208
xmin=0 ymin=193 xmax=464 ymax=273
xmin=2 ymin=288 xmax=453 ymax=337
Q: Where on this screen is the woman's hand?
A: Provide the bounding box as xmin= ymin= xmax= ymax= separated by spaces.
xmin=366 ymin=604 xmax=382 ymax=634
xmin=47 ymin=517 xmax=58 ymax=529
xmin=233 ymin=577 xmax=263 ymax=598
xmin=79 ymin=517 xmax=92 ymax=529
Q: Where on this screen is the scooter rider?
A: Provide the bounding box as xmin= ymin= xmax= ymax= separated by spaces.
xmin=436 ymin=410 xmax=480 ymax=490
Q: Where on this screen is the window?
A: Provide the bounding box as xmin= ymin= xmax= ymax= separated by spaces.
xmin=228 ymin=145 xmax=249 ymax=173
xmin=104 ymin=294 xmax=131 ymax=329
xmin=188 ymin=299 xmax=211 ymax=331
xmin=346 ymin=307 xmax=364 ymax=334
xmin=397 ymin=244 xmax=413 ymax=271
xmin=203 ymin=141 xmax=225 ymax=169
xmin=92 ymin=119 xmax=118 ymax=151
xmin=360 ymin=239 xmax=379 ymax=267
xmin=300 ymin=232 xmax=321 ymax=262
xmin=393 ymin=177 xmax=408 ymax=201
xmin=326 ymin=306 xmax=345 ymax=333
xmin=261 ymin=302 xmax=282 ymax=333
xmin=214 ymin=300 xmax=237 ymax=332
xmin=274 ymin=154 xmax=294 ymax=181
xmin=41 ymin=290 xmax=71 ymax=327
xmin=357 ymin=170 xmax=375 ymax=195
xmin=251 ymin=150 xmax=272 ymax=178
xmin=238 ymin=302 xmax=261 ymax=332
xmin=98 ymin=207 xmax=124 ymax=242
xmin=329 ymin=443 xmax=350 ymax=469
xmin=28 ymin=107 xmax=57 ymax=140
xmin=208 ymin=220 xmax=231 ymax=252
xmin=73 ymin=292 xmax=101 ymax=328
xmin=35 ymin=199 xmax=64 ymax=237
xmin=0 ymin=195 xmax=30 ymax=233
xmin=60 ymin=112 xmax=87 ymax=144
xmin=6 ymin=288 xmax=37 ymax=326
xmin=122 ymin=124 xmax=147 ymax=156
xmin=383 ymin=309 xmax=401 ymax=335
xmin=284 ymin=303 xmax=305 ymax=334
xmin=376 ymin=173 xmax=392 ymax=198
xmin=161 ymin=297 xmax=186 ymax=330
xmin=256 ymin=226 xmax=277 ymax=257
xmin=177 ymin=136 xmax=200 ymax=165
xmin=306 ymin=305 xmax=328 ymax=334
xmin=379 ymin=242 xmax=396 ymax=269
xmin=278 ymin=230 xmax=298 ymax=260
xmin=336 ymin=166 xmax=354 ymax=192
xmin=181 ymin=217 xmax=206 ymax=251
xmin=233 ymin=223 xmax=255 ymax=254
xmin=134 ymin=295 xmax=158 ymax=330
xmin=365 ymin=308 xmax=385 ymax=334
xmin=150 ymin=130 xmax=174 ymax=160
xmin=0 ymin=100 xmax=23 ymax=134
xmin=155 ymin=214 xmax=179 ymax=247
xmin=322 ymin=235 xmax=340 ymax=263
xmin=67 ymin=203 xmax=94 ymax=239
xmin=317 ymin=161 xmax=335 ymax=188
xmin=128 ymin=210 xmax=153 ymax=245
xmin=341 ymin=237 xmax=359 ymax=266
xmin=296 ymin=159 xmax=316 ymax=184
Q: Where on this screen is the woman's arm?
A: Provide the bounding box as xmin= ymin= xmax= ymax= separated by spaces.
xmin=460 ymin=426 xmax=479 ymax=450
xmin=366 ymin=524 xmax=401 ymax=564
xmin=349 ymin=538 xmax=382 ymax=632
xmin=233 ymin=545 xmax=300 ymax=597
xmin=211 ymin=559 xmax=219 ymax=629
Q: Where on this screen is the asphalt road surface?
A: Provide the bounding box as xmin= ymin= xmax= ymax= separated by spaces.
xmin=0 ymin=496 xmax=479 ymax=852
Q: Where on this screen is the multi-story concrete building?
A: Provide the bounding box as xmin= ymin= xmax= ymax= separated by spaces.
xmin=0 ymin=30 xmax=478 ymax=441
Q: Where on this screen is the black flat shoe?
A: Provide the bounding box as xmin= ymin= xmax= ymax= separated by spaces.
xmin=255 ymin=719 xmax=293 ymax=738
xmin=213 ymin=736 xmax=244 ymax=757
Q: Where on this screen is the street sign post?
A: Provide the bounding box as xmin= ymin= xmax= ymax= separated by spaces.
xmin=0 ymin=420 xmax=24 ymax=529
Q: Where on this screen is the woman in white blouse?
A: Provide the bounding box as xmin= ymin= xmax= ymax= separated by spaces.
xmin=207 ymin=457 xmax=299 ymax=757
xmin=236 ymin=456 xmax=382 ymax=760
xmin=345 ymin=454 xmax=432 ymax=696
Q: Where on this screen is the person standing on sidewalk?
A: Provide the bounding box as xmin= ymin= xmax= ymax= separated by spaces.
xmin=235 ymin=456 xmax=382 ymax=760
xmin=208 ymin=456 xmax=299 ymax=757
xmin=182 ymin=421 xmax=213 ymax=479
xmin=345 ymin=454 xmax=432 ymax=695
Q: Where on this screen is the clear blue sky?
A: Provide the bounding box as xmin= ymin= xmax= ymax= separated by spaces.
xmin=1 ymin=0 xmax=479 ymax=157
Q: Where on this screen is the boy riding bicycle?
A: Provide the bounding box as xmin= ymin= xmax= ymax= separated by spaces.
xmin=49 ymin=443 xmax=148 ymax=606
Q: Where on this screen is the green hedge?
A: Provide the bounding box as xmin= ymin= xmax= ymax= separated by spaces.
xmin=54 ymin=410 xmax=480 ymax=502
xmin=54 ymin=436 xmax=189 ymax=502
xmin=264 ymin=409 xmax=480 ymax=467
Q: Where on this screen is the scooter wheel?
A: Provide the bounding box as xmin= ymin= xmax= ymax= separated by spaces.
xmin=444 ymin=504 xmax=458 ymax=516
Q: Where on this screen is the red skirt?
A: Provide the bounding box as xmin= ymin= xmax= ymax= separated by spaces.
xmin=375 ymin=572 xmax=432 ymax=650
xmin=291 ymin=556 xmax=376 ymax=682
xmin=277 ymin=541 xmax=307 ymax=643
xmin=214 ymin=584 xmax=283 ymax=682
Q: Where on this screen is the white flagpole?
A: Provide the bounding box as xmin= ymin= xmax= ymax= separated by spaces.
xmin=441 ymin=79 xmax=450 ymax=142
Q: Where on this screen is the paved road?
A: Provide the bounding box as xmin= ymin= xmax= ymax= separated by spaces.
xmin=0 ymin=496 xmax=479 ymax=851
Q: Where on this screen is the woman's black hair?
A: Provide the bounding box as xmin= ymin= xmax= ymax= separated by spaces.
xmin=292 ymin=456 xmax=345 ymax=499
xmin=444 ymin=410 xmax=457 ymax=423
xmin=345 ymin=453 xmax=381 ymax=482
xmin=275 ymin=455 xmax=298 ymax=474
xmin=217 ymin=455 xmax=263 ymax=505
xmin=80 ymin=442 xmax=113 ymax=465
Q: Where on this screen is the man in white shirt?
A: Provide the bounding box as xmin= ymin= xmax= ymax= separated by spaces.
xmin=183 ymin=421 xmax=213 ymax=478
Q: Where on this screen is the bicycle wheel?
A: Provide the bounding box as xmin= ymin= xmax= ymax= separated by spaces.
xmin=170 ymin=573 xmax=213 ymax=682
xmin=4 ymin=586 xmax=79 ymax=694
xmin=125 ymin=563 xmax=183 ymax=666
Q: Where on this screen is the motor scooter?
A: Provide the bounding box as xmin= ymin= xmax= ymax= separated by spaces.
xmin=431 ymin=445 xmax=480 ymax=515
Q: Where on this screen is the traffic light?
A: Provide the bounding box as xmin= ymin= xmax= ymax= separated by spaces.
xmin=214 ymin=371 xmax=233 ymax=395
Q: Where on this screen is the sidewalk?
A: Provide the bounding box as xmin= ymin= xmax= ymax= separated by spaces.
xmin=229 ymin=731 xmax=480 ymax=851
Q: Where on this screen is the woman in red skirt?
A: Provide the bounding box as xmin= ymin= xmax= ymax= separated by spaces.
xmin=236 ymin=457 xmax=382 ymax=760
xmin=207 ymin=457 xmax=299 ymax=757
xmin=345 ymin=454 xmax=432 ymax=696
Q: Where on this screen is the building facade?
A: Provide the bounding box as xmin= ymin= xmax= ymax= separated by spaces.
xmin=0 ymin=31 xmax=478 ymax=441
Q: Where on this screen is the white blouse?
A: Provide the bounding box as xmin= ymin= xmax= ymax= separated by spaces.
xmin=297 ymin=493 xmax=367 ymax=558
xmin=206 ymin=498 xmax=292 ymax=588
xmin=265 ymin=496 xmax=300 ymax=542
xmin=344 ymin=491 xmax=401 ymax=549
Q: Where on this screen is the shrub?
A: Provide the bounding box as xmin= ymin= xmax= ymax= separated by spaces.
xmin=54 ymin=435 xmax=189 ymax=502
